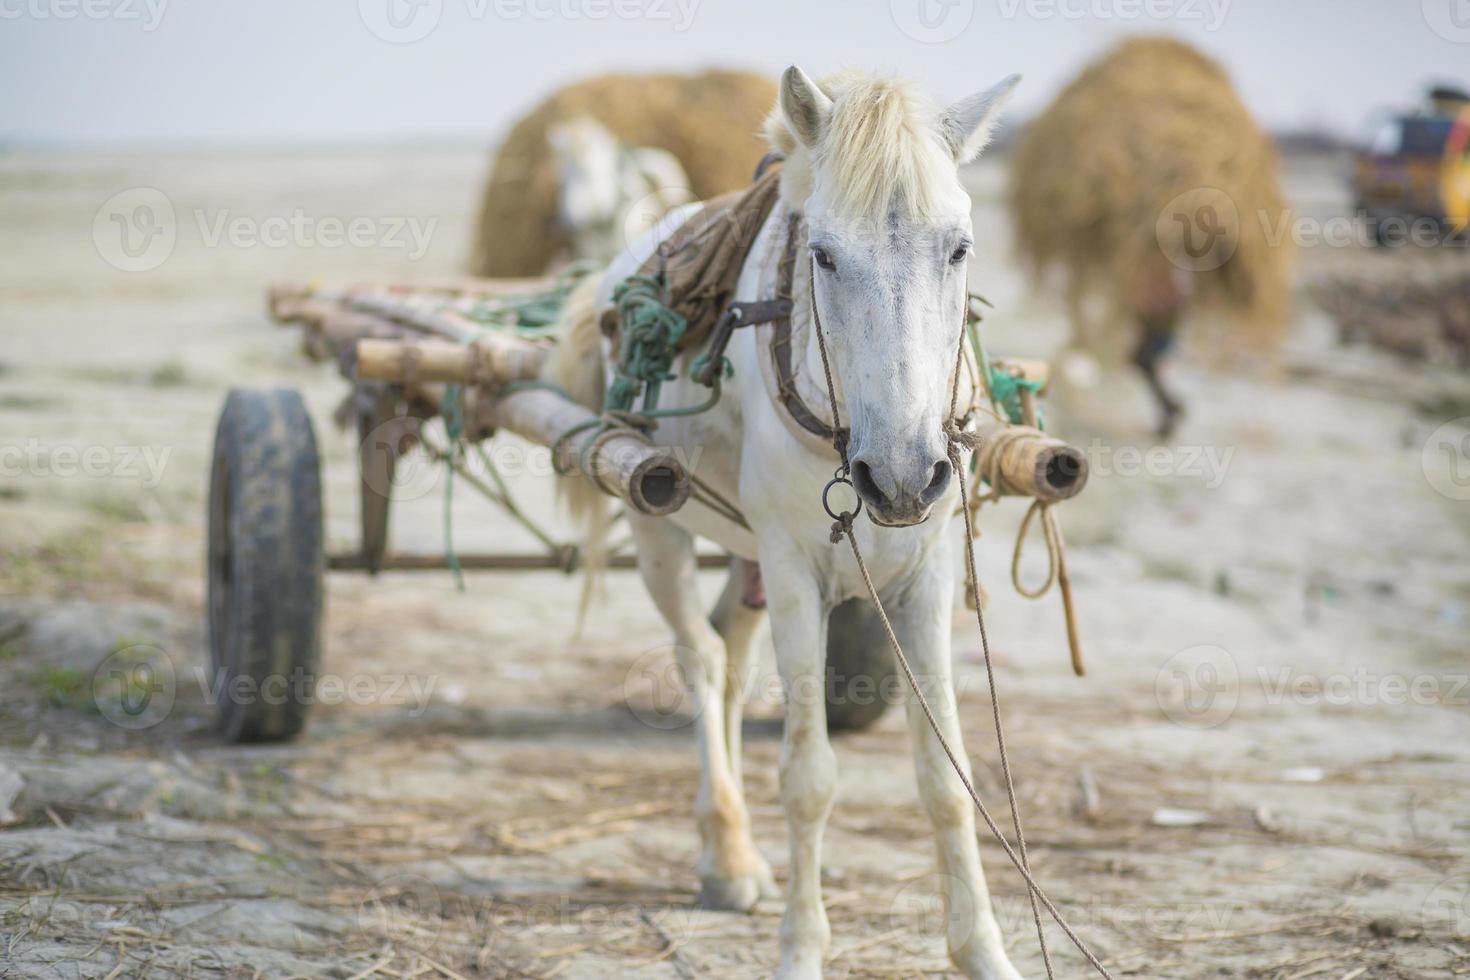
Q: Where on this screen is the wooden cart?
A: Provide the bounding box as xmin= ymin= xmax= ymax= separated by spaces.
xmin=208 ymin=277 xmax=893 ymax=741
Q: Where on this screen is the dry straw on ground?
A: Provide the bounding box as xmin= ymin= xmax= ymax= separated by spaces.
xmin=1009 ymin=37 xmax=1293 ymax=358
xmin=469 ymin=69 xmax=777 ymax=277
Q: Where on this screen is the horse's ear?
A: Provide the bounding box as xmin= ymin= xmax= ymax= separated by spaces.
xmin=942 ymin=73 xmax=1021 ymax=163
xmin=780 ymin=65 xmax=832 ymax=149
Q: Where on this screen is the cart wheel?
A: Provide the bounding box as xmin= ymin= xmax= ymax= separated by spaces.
xmin=357 ymin=389 xmax=401 ymax=575
xmin=207 ymin=387 xmax=323 ymax=742
xmin=825 ymin=598 xmax=897 ymax=732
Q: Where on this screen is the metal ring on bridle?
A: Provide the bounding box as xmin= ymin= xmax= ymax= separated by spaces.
xmin=822 ymin=474 xmax=863 ymax=522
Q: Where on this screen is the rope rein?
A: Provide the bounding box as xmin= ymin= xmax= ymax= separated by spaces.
xmin=440 ymin=384 xmax=466 ymax=592
xmin=425 ymin=203 xmax=1103 ymax=971
xmin=966 ymin=420 xmax=1085 ymax=677
xmin=808 ymin=256 xmax=1112 ymax=980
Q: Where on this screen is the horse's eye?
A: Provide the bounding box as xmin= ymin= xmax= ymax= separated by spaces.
xmin=949 ymin=244 xmax=970 ymax=266
xmin=813 ymin=247 xmax=836 ymax=272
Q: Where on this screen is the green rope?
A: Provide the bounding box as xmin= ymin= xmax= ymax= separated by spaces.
xmin=441 ymin=384 xmax=465 ymax=592
xmin=967 ymin=294 xmax=1043 ymax=429
xmin=689 ymin=348 xmax=736 ymax=385
xmin=988 ymin=370 xmax=1045 ymax=428
xmin=470 ymin=442 xmax=566 ymax=556
xmin=457 ymin=260 xmax=600 ymax=337
xmin=523 ymin=268 xmax=739 ymax=487
xmin=606 ymin=272 xmax=688 ymax=413
xmin=423 ymin=266 xmax=710 ymax=585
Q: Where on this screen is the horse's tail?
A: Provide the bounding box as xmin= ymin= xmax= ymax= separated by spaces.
xmin=544 ymin=272 xmax=614 ymax=621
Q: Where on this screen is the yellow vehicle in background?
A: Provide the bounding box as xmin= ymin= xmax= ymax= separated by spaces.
xmin=1354 ymin=86 xmax=1470 ymax=245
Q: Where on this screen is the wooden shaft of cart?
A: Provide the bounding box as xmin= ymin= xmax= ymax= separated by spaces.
xmin=967 ymin=417 xmax=1087 ymax=502
xmin=351 ymin=339 xmax=1085 ymax=509
xmin=975 ymin=358 xmax=1087 ymax=502
xmin=356 ymin=336 xmax=689 ymax=516
xmin=357 ymin=336 xmax=550 ymax=386
xmin=489 ymin=386 xmax=688 ymax=516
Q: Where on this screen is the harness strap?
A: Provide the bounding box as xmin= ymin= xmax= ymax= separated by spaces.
xmin=808 ymin=263 xmax=1108 ymax=980
xmin=691 ymin=297 xmax=793 ymax=387
xmin=768 ymin=214 xmax=851 ymax=451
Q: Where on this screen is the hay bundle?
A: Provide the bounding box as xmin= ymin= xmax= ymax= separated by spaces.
xmin=1009 ymin=37 xmax=1292 ymax=355
xmin=470 ymin=69 xmax=777 ymax=277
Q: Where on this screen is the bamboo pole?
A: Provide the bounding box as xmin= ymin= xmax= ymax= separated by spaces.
xmin=369 ymin=276 xmax=551 ymax=298
xmin=969 ymin=415 xmax=1088 ymax=502
xmin=356 ymin=336 xmax=550 ymax=386
xmin=333 ymin=292 xmax=487 ymax=344
xmin=486 ymin=387 xmax=690 ymax=516
xmin=351 ymin=338 xmax=690 ymax=515
xmin=271 ymin=282 xmax=547 ymax=345
xmin=327 ymin=552 xmax=728 ymax=572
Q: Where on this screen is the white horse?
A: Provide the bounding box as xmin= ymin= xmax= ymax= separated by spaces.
xmin=546 ymin=115 xmax=691 ymax=265
xmin=550 ymin=67 xmax=1024 ymax=979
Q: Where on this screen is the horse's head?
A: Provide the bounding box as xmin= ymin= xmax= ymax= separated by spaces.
xmin=769 ymin=66 xmax=1019 ymax=526
xmin=547 ymin=116 xmax=624 ymax=247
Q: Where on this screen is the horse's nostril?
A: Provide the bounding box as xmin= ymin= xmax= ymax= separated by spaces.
xmin=920 ymin=459 xmax=952 ymax=505
xmin=851 ymin=459 xmax=888 ymax=509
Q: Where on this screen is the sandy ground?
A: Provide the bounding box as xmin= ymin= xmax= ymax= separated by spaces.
xmin=0 ymin=146 xmax=1467 ymax=979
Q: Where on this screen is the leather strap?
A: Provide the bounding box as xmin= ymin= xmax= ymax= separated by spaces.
xmin=692 ymin=296 xmax=794 ymax=386
xmin=768 ymin=214 xmax=848 ymax=447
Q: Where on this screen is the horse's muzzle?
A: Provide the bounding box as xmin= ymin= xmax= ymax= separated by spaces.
xmin=850 ymin=454 xmax=952 ymax=527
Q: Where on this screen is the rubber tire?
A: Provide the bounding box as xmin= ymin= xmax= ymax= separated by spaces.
xmin=207 ymin=387 xmax=324 ymax=743
xmin=824 ymin=598 xmax=897 ymax=732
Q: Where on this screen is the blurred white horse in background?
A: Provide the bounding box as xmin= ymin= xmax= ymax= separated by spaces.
xmin=547 ymin=115 xmax=691 ymax=265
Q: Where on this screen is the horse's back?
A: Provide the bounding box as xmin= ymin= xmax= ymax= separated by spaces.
xmin=597 ymin=200 xmax=707 ymax=306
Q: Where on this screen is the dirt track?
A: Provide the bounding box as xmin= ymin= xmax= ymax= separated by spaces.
xmin=1 ymin=148 xmax=1468 ymax=978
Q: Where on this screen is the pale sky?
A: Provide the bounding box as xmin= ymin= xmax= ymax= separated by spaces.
xmin=1 ymin=0 xmax=1466 ymax=145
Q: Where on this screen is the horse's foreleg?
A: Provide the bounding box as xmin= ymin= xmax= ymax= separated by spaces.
xmin=629 ymin=514 xmax=767 ymax=912
xmin=891 ymin=566 xmax=1024 ymax=980
xmin=710 ymin=557 xmax=767 ymax=790
xmin=709 ymin=556 xmax=778 ymax=902
xmin=761 ymin=548 xmax=835 ymax=980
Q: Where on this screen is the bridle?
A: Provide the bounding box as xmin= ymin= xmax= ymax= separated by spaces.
xmin=799 ymin=216 xmax=1113 ymax=980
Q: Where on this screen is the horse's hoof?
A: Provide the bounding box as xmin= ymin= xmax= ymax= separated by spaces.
xmin=697 ymin=872 xmax=764 ymax=912
xmin=954 ymin=950 xmax=1025 ymax=980
xmin=774 ymin=949 xmax=825 ymax=979
xmin=737 ymin=851 xmax=778 ymax=900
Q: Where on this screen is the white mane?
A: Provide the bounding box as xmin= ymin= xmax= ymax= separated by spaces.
xmin=763 ymin=70 xmax=959 ymax=221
